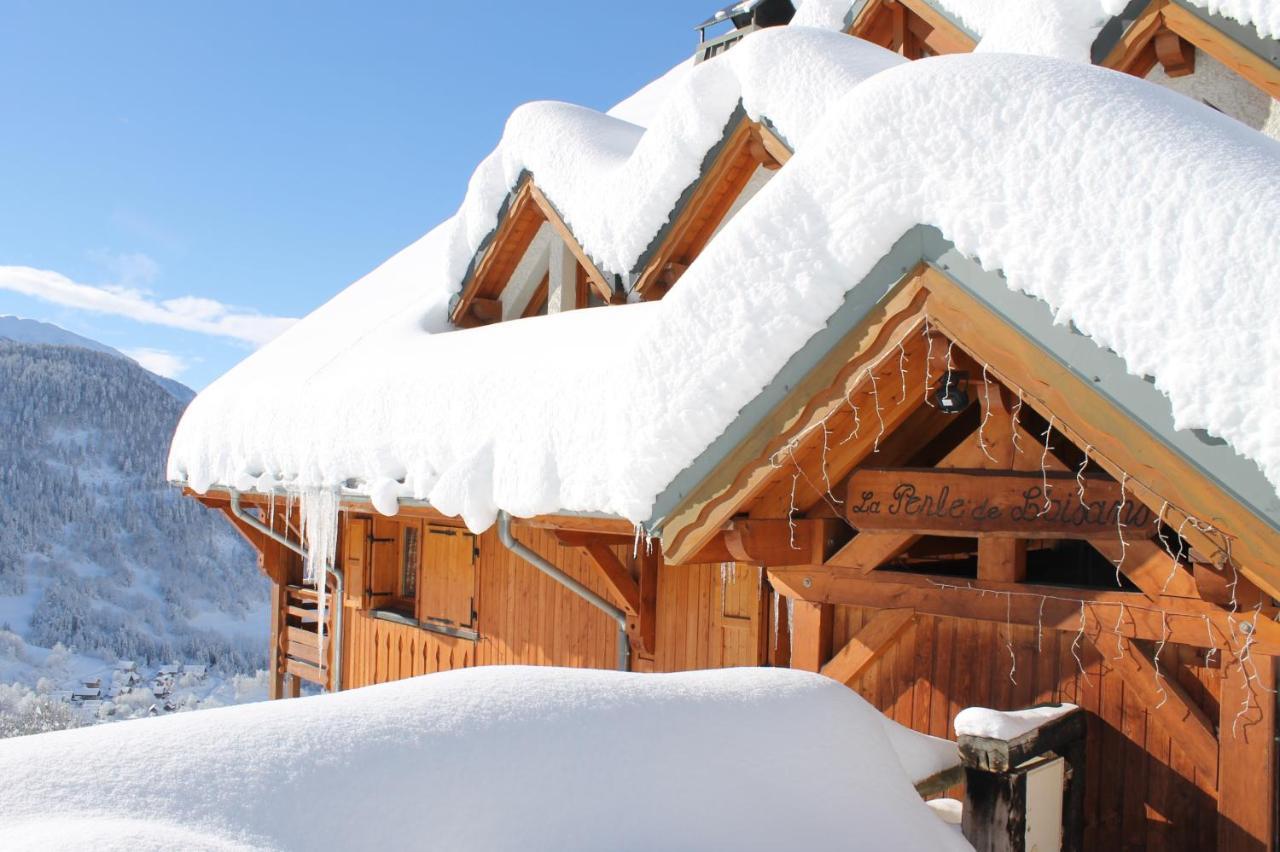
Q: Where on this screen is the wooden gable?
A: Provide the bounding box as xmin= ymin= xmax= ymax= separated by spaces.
xmin=659 ymin=262 xmax=1280 ymax=603
xmin=450 ymin=175 xmax=617 ymax=328
xmin=1098 ymin=0 xmax=1280 ymax=100
xmin=653 ymin=258 xmax=1280 ymax=848
xmin=631 ymin=117 xmax=791 ymax=300
xmin=847 ymin=0 xmax=976 ymax=59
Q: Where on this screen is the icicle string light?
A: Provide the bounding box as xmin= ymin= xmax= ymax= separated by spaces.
xmin=1037 ymin=415 xmax=1055 ymax=517
xmin=1113 ymin=472 xmax=1130 ymax=586
xmin=978 ymin=364 xmax=998 ymax=464
xmin=1076 ymin=445 xmax=1091 ymax=510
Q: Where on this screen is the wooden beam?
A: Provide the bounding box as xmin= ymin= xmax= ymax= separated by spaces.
xmin=660 ymin=280 xmax=930 ymax=564
xmin=1154 ymin=27 xmax=1195 ymax=76
xmin=1090 ymin=536 xmax=1202 ymax=601
xmin=977 ymin=537 xmax=1027 ymax=583
xmin=826 ymin=531 xmax=917 ymax=572
xmin=520 ymin=515 xmax=637 ymax=537
xmin=789 ymin=600 xmax=833 ymax=672
xmin=1098 ymin=0 xmax=1166 ymax=76
xmin=458 ymin=297 xmax=502 ymax=328
xmin=1093 ymin=633 xmax=1218 ymax=782
xmin=520 ymin=273 xmax=549 ymax=318
xmin=820 ymin=607 xmax=916 ymax=685
xmin=1162 ymin=1 xmax=1280 ymax=100
xmin=213 ymin=504 xmax=267 ymax=554
xmin=527 ymin=182 xmax=614 ymax=304
xmin=450 ymin=177 xmax=542 ymax=326
xmin=825 ymin=420 xmax=1037 ymax=572
xmin=768 ymin=567 xmax=1280 ymax=655
xmin=723 ymin=518 xmax=840 ymax=566
xmin=898 ymin=0 xmax=976 ymax=53
xmin=1218 ymin=652 xmax=1277 ymax=850
xmin=755 ymin=122 xmax=792 ymax=167
xmin=555 ymin=532 xmax=640 ymax=615
xmin=921 ymin=267 xmax=1280 ymax=600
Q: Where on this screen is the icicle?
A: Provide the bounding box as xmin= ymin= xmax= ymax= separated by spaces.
xmin=299 ymin=487 xmax=341 ymax=673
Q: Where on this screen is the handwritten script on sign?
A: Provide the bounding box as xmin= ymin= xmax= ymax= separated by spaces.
xmin=844 ymin=468 xmax=1152 ymax=537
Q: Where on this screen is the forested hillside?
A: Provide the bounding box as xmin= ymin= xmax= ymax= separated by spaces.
xmin=0 ymin=341 xmax=266 ymax=672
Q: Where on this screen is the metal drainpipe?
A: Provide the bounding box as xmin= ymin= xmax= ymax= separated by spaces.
xmin=497 ymin=511 xmax=631 ymax=672
xmin=229 ymin=490 xmax=343 ymax=693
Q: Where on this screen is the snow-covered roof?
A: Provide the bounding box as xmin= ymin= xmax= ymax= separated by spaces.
xmin=794 ymin=0 xmax=1280 ymax=59
xmin=169 ymin=25 xmax=1280 ymax=535
xmin=0 ymin=667 xmax=966 ymax=850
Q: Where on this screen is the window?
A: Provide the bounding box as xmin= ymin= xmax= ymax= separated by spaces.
xmin=351 ymin=515 xmax=477 ymax=637
xmin=400 ymin=525 xmax=420 ymax=599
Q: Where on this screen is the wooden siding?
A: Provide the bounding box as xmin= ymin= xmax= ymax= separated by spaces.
xmin=835 ymin=604 xmax=1223 ymax=852
xmin=339 ymin=520 xmax=764 ymax=685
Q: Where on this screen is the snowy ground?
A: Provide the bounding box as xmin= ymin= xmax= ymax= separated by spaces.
xmin=0 ymin=628 xmax=268 ymax=737
xmin=0 ymin=666 xmax=969 ymax=851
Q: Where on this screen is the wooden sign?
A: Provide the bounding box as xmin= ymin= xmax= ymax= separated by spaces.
xmin=844 ymin=468 xmax=1151 ymax=537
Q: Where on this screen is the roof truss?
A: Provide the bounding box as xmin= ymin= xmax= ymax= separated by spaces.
xmin=659 ymin=261 xmax=1280 ymax=603
xmin=450 ymin=175 xmax=616 ymax=328
xmin=1098 ymin=0 xmax=1280 ymax=98
xmin=847 ymin=0 xmax=976 ymax=58
xmin=631 ymin=118 xmax=791 ymax=300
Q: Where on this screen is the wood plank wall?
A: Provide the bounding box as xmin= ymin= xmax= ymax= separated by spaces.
xmin=339 ymin=522 xmax=764 ymax=687
xmin=834 ymin=605 xmax=1222 ymax=852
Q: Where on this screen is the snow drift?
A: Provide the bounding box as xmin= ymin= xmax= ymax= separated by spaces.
xmin=0 ymin=666 xmax=966 ymax=851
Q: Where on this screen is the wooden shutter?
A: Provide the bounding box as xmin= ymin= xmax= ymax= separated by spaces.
xmin=418 ymin=526 xmax=477 ymax=628
xmin=343 ymin=517 xmax=370 ymax=609
xmin=368 ymin=516 xmax=399 ymax=604
xmin=717 ymin=564 xmax=766 ymax=666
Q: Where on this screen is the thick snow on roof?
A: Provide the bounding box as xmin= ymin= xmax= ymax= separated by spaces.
xmin=0 ymin=667 xmax=966 ymax=851
xmin=170 ymin=28 xmax=1280 ymax=533
xmin=794 ymin=0 xmax=1280 ymax=56
xmin=450 ymin=28 xmax=901 ymax=279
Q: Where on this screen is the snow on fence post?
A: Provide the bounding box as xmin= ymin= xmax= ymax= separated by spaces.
xmin=954 ymin=703 xmax=1085 ymax=852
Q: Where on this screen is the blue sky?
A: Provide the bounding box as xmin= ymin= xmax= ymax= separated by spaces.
xmin=0 ymin=1 xmax=703 ymax=388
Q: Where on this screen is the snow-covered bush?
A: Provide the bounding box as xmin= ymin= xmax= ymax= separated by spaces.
xmin=0 ymin=683 xmax=80 ymax=739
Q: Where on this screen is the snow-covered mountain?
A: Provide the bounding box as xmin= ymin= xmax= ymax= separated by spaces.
xmin=0 ymin=327 xmax=267 ymax=733
xmin=0 ymin=315 xmax=195 ymax=403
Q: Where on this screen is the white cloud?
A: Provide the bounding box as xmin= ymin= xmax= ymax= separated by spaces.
xmin=0 ymin=265 xmax=296 ymax=346
xmin=89 ymin=250 xmax=161 ymax=287
xmin=122 ymin=347 xmax=191 ymax=380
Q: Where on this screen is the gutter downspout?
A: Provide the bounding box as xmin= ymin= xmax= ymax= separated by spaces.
xmin=230 ymin=490 xmax=343 ymax=693
xmin=497 ymin=511 xmax=631 ymax=672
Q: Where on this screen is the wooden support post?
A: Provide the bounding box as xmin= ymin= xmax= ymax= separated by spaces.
xmin=978 ymin=538 xmax=1027 ymax=583
xmin=269 ymin=580 xmax=286 ymax=700
xmin=1218 ymin=652 xmax=1277 ymax=851
xmin=789 ymin=600 xmax=833 ymax=672
xmin=820 ymin=608 xmax=915 ymax=685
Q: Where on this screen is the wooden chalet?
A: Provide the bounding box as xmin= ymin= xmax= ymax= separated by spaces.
xmin=175 ymin=8 xmax=1280 ymax=852
xmin=844 ymin=0 xmax=1280 ymax=137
